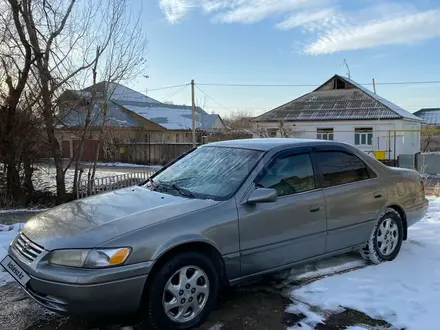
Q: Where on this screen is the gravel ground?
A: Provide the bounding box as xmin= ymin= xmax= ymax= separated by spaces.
xmin=0 ymin=270 xmax=391 ymax=330
xmin=0 ymin=281 xmax=294 ymax=330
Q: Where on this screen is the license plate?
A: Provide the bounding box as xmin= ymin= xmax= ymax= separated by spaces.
xmin=1 ymin=255 xmax=30 ymax=286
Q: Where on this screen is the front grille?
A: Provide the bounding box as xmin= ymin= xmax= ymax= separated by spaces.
xmin=13 ymin=233 xmax=44 ymax=263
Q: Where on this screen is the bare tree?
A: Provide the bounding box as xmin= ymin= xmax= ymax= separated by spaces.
xmin=421 ymin=126 xmax=440 ymax=152
xmin=86 ymin=6 xmax=148 ymax=188
xmin=2 ymin=0 xmax=147 ymax=203
xmin=0 ymin=0 xmax=35 ymax=203
xmin=278 ymin=121 xmax=304 ymax=138
xmin=223 ymin=109 xmax=265 ymax=138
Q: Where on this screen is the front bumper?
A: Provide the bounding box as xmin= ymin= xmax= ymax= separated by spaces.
xmin=24 ymin=272 xmax=148 ymax=316
xmin=7 ymin=246 xmax=153 ymax=317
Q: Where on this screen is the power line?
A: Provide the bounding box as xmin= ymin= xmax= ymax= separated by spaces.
xmin=160 ymin=84 xmax=189 ymax=102
xmin=195 ymin=85 xmax=230 ymax=112
xmin=92 ymin=79 xmax=440 ymax=97
xmin=196 ymin=80 xmax=440 ymax=87
xmin=147 ymin=83 xmax=190 ymax=92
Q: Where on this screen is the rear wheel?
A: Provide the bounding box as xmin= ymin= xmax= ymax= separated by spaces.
xmin=360 ymin=208 xmax=403 ymax=264
xmin=144 ymin=252 xmax=219 ymax=330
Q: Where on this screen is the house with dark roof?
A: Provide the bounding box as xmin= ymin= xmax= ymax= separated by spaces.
xmin=253 ymin=75 xmax=422 ymax=158
xmin=56 ymin=81 xmax=225 ymax=163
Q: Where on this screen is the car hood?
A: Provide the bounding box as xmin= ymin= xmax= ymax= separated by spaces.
xmin=22 ymin=186 xmax=219 ymax=250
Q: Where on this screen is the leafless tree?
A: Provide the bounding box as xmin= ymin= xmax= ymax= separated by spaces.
xmin=421 ymin=126 xmax=440 ymax=152
xmin=2 ymin=0 xmax=147 ymax=203
xmin=0 ymin=0 xmax=36 ymax=203
xmin=85 ymin=7 xmax=148 ymax=190
xmin=278 ymin=121 xmax=304 ymax=138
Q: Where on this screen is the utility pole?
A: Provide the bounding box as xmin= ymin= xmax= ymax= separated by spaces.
xmin=191 ymin=79 xmax=196 ymax=148
xmin=374 ymin=78 xmax=379 ymax=152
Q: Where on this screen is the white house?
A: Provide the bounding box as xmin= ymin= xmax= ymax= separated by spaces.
xmin=252 ymin=75 xmax=422 ymax=160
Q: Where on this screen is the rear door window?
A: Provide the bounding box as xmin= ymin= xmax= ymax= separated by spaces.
xmin=315 ymin=151 xmax=371 ymax=188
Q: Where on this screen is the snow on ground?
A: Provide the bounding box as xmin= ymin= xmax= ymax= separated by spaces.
xmin=0 ymin=208 xmax=48 ymax=214
xmin=0 ymin=223 xmax=23 ymax=286
xmin=289 ymin=196 xmax=440 ymax=330
xmin=32 ymin=166 xmax=145 ymax=193
xmin=275 ymin=253 xmax=366 ymax=288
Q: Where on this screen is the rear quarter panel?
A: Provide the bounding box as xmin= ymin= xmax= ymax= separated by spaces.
xmin=384 ymin=167 xmax=428 ymax=228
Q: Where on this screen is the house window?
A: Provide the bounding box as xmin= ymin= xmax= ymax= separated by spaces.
xmin=334 ymin=78 xmax=346 ymax=90
xmin=317 ymin=128 xmax=334 ymax=140
xmin=354 ymin=128 xmax=373 ymax=146
xmin=267 ymin=129 xmax=277 ymax=138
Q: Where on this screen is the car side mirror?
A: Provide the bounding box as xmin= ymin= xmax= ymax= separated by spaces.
xmin=246 ymin=188 xmax=278 ymax=204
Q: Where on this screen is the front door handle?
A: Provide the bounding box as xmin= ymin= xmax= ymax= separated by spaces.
xmin=309 ymin=204 xmax=322 ymax=212
xmin=374 ymin=191 xmax=384 ymax=198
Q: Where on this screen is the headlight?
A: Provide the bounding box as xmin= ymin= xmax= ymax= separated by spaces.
xmin=48 ymin=248 xmax=131 ymax=268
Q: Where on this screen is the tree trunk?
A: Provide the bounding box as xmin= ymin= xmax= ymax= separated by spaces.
xmin=23 ymin=153 xmax=34 ymax=202
xmin=5 ymin=157 xmax=22 ymax=204
xmin=42 ymin=90 xmax=66 ymax=203
xmin=36 ymin=60 xmax=66 ymax=203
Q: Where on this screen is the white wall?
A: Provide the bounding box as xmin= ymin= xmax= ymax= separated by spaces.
xmin=254 ymin=119 xmax=421 ymax=157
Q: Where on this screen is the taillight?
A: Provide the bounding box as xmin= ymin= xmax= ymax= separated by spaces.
xmin=420 ymin=180 xmax=425 ymax=191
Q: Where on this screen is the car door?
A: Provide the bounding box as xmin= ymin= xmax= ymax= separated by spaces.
xmin=237 ymin=147 xmax=327 ymax=277
xmin=312 ymin=145 xmax=387 ymax=253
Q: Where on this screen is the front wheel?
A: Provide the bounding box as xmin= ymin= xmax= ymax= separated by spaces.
xmin=360 ymin=208 xmax=404 ymax=264
xmin=144 ymin=252 xmax=219 ymax=330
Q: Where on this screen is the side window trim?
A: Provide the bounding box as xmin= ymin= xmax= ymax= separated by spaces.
xmin=311 ymin=147 xmax=373 ymax=189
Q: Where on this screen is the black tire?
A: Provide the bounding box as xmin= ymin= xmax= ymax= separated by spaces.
xmin=144 ymin=252 xmax=219 ymax=330
xmin=360 ymin=208 xmax=404 ymax=264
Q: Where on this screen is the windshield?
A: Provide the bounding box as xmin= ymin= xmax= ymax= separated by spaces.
xmin=146 ymin=146 xmax=263 ymax=200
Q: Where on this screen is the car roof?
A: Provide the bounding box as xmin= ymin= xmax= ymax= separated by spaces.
xmin=202 ymin=138 xmax=345 ymax=151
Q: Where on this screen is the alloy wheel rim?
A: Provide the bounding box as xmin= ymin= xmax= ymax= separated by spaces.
xmin=162 ymin=265 xmax=210 ymax=323
xmin=377 ymin=217 xmax=399 ymax=256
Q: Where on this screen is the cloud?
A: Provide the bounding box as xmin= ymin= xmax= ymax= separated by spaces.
xmin=305 ymin=9 xmax=440 ymax=55
xmin=159 ymin=0 xmax=193 ymax=23
xmin=159 ymin=0 xmax=320 ymax=24
xmin=214 ymin=0 xmax=311 ymax=24
xmin=158 ymin=0 xmax=440 ymax=54
xmin=276 ymin=8 xmax=337 ymax=30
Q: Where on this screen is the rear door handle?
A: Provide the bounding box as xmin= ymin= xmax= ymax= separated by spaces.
xmin=309 ymin=204 xmax=322 ymax=212
xmin=374 ymin=191 xmax=384 ymax=198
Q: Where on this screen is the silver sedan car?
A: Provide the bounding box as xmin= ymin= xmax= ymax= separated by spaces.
xmin=1 ymin=139 xmax=428 ymax=329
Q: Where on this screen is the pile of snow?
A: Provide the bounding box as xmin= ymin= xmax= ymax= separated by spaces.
xmin=0 ymin=223 xmax=23 ymax=286
xmin=289 ymin=197 xmax=440 ymax=330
